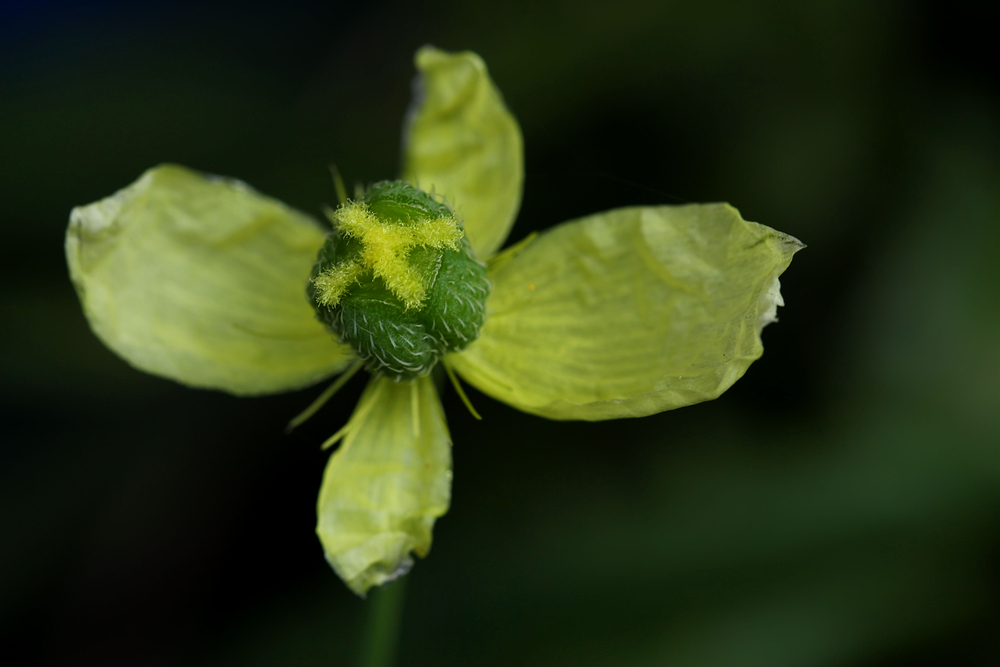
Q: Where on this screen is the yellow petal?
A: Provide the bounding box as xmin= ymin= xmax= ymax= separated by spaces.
xmin=449 ymin=204 xmax=803 ymax=420
xmin=316 ymin=375 xmax=451 ymax=596
xmin=401 ymin=47 xmax=523 ymax=258
xmin=66 ymin=164 xmax=352 ymax=395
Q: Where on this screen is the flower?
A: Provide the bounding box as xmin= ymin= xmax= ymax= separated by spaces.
xmin=65 ymin=47 xmax=803 ymax=596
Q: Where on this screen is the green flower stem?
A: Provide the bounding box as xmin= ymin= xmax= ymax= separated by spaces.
xmin=358 ymin=578 xmax=407 ymax=666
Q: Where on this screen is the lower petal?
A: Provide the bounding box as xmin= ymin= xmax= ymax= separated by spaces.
xmin=316 ymin=375 xmax=452 ymax=596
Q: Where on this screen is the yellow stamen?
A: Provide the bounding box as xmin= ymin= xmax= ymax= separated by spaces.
xmin=285 ymin=360 xmax=364 ymax=432
xmin=442 ymin=359 xmax=482 ymax=420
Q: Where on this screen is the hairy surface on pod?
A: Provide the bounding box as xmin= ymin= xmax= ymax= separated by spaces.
xmin=309 ymin=181 xmax=490 ymax=380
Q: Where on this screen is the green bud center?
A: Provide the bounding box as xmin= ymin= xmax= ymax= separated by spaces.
xmin=309 ymin=181 xmax=490 ymax=380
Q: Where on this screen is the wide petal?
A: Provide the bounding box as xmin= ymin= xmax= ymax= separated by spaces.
xmin=66 ymin=164 xmax=352 ymax=395
xmin=401 ymin=47 xmax=523 ymax=259
xmin=449 ymin=204 xmax=804 ymax=420
xmin=316 ymin=375 xmax=452 ymax=596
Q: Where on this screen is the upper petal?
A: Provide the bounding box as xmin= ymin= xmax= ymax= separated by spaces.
xmin=316 ymin=375 xmax=452 ymax=596
xmin=401 ymin=47 xmax=523 ymax=258
xmin=448 ymin=204 xmax=804 ymax=420
xmin=66 ymin=164 xmax=353 ymax=396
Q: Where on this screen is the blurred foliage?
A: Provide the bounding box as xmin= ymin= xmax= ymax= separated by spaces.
xmin=1 ymin=0 xmax=996 ymax=665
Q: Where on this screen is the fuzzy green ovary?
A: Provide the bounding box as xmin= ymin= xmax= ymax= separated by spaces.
xmin=309 ymin=181 xmax=490 ymax=380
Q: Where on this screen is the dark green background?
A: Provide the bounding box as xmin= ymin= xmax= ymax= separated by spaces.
xmin=1 ymin=1 xmax=996 ymax=664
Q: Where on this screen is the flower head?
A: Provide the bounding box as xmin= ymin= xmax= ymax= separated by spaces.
xmin=66 ymin=47 xmax=803 ymax=595
xmin=309 ymin=181 xmax=489 ymax=379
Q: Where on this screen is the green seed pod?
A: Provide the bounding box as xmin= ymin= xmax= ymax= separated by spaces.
xmin=309 ymin=181 xmax=490 ymax=380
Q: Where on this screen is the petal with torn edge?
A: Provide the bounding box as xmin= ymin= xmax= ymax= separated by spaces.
xmin=449 ymin=204 xmax=804 ymax=420
xmin=316 ymin=375 xmax=451 ymax=596
xmin=402 ymin=47 xmax=523 ymax=259
xmin=66 ymin=164 xmax=352 ymax=396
